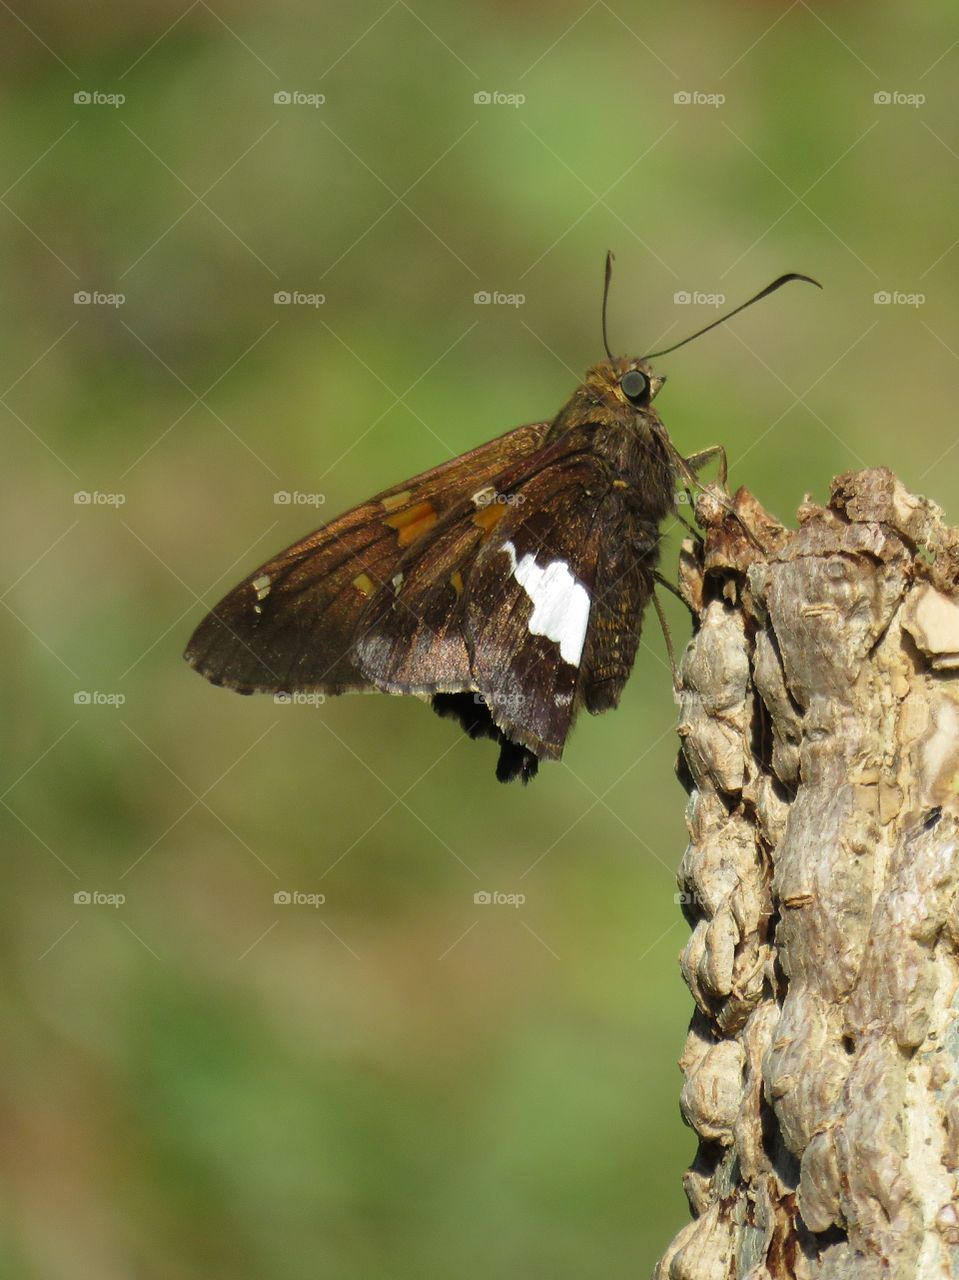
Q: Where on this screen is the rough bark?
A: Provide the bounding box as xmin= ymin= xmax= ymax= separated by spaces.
xmin=655 ymin=469 xmax=959 ymax=1280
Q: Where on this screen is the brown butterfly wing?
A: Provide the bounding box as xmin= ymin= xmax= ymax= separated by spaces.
xmin=184 ymin=421 xmax=550 ymax=694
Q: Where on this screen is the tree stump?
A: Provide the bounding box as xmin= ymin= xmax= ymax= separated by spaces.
xmin=656 ymin=469 xmax=959 ymax=1280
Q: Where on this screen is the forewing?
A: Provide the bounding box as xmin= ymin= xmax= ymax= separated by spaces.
xmin=184 ymin=421 xmax=550 ymax=694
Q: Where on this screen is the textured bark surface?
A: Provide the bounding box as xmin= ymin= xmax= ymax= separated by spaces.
xmin=655 ymin=469 xmax=959 ymax=1280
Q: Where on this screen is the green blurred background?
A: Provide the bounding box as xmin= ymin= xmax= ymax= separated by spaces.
xmin=3 ymin=1 xmax=957 ymax=1275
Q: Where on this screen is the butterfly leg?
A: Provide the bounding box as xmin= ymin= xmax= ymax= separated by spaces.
xmin=684 ymin=443 xmax=727 ymax=488
xmin=671 ymin=504 xmax=703 ymax=545
xmin=661 ymin=434 xmax=764 ymax=553
xmin=653 ymin=570 xmax=694 ymax=618
xmin=668 ymin=442 xmax=729 ymax=498
xmin=651 ymin=589 xmax=679 ymax=685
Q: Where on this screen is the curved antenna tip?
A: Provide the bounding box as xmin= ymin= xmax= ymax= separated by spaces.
xmin=779 ymin=271 xmax=823 ymax=290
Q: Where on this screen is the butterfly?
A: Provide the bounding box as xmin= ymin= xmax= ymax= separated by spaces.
xmin=185 ymin=258 xmax=819 ymax=782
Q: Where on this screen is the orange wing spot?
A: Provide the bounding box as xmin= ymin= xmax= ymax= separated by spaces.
xmin=450 ymin=570 xmax=464 ymax=597
xmin=352 ymin=572 xmax=376 ymax=596
xmin=381 ymin=489 xmax=412 ymax=513
xmin=397 ymin=513 xmax=438 ymax=547
xmin=384 ymin=499 xmax=435 ymax=529
xmin=472 ymin=503 xmax=505 ymax=536
xmin=384 ymin=500 xmax=439 ymax=547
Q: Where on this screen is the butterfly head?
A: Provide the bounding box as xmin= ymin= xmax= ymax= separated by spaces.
xmin=590 ymin=357 xmax=666 ymax=412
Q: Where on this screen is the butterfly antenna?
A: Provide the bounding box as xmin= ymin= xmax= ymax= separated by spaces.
xmin=601 ymin=250 xmax=615 ymax=361
xmin=642 ymin=273 xmax=822 ymax=360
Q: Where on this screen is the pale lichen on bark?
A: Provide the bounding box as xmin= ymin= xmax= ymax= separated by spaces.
xmin=656 ymin=469 xmax=959 ymax=1280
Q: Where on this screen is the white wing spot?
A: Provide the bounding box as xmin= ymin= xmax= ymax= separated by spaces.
xmin=501 ymin=540 xmax=590 ymax=667
xmin=252 ymin=574 xmax=271 ymax=612
xmin=471 ymin=485 xmax=496 ymax=508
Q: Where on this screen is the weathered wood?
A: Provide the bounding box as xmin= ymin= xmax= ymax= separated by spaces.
xmin=656 ymin=469 xmax=959 ymax=1280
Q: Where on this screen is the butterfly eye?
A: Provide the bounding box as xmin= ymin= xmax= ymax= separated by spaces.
xmin=620 ymin=370 xmax=649 ymax=405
